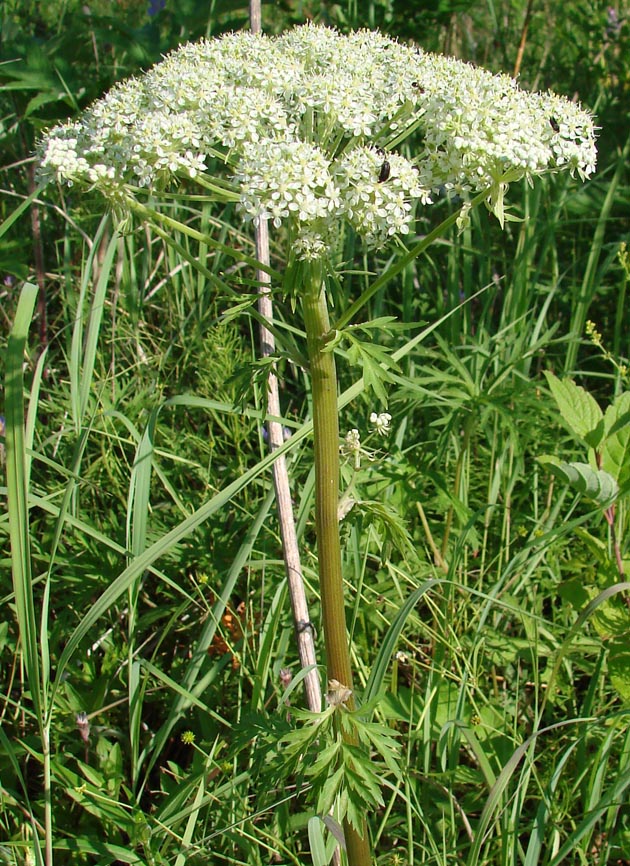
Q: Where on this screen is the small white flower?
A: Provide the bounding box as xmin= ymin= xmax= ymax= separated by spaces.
xmin=341 ymin=428 xmax=361 ymax=453
xmin=36 ymin=24 xmax=597 ymax=258
xmin=340 ymin=428 xmax=363 ymax=470
xmin=370 ymin=411 xmax=392 ymax=436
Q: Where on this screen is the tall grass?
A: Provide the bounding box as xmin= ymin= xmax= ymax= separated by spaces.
xmin=2 ymin=3 xmax=630 ymax=865
xmin=3 ymin=171 xmax=629 ymax=865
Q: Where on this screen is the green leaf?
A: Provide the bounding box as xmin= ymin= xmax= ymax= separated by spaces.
xmin=592 ymin=599 xmax=630 ymax=640
xmin=52 ymin=839 xmax=147 ymax=864
xmin=345 ymin=335 xmax=401 ymax=406
xmin=24 ymin=90 xmax=65 ymax=116
xmin=362 ymin=359 xmax=388 ymax=405
xmin=308 ymin=816 xmax=331 ymax=866
xmin=5 ymin=282 xmax=42 ymax=722
xmin=562 ymin=573 xmax=630 ymax=640
xmin=345 ymin=746 xmax=384 ymax=796
xmin=558 ymin=578 xmax=592 ymax=610
xmin=315 ymin=765 xmax=345 ymax=816
xmin=345 ymin=794 xmax=367 ymax=836
xmin=348 ymin=338 xmax=402 ymax=373
xmin=362 ymin=579 xmax=441 ymax=709
xmin=348 ymin=316 xmax=401 ymax=333
xmin=353 ymin=721 xmax=400 ymax=776
xmin=538 ymin=456 xmax=618 ymax=506
xmin=350 ymin=499 xmax=417 ymax=561
xmin=608 ymin=637 xmax=630 ymax=702
xmin=281 ymin=722 xmax=325 ymax=759
xmin=544 ymin=371 xmax=604 ymax=448
xmin=305 ymin=737 xmax=343 ymax=778
xmin=602 ymin=392 xmax=630 ymax=489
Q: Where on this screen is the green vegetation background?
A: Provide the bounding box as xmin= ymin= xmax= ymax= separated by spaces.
xmin=1 ymin=1 xmax=630 ymax=865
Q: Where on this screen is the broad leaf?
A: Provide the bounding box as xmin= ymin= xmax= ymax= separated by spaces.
xmin=538 ymin=456 xmax=618 ymax=506
xmin=602 ymin=392 xmax=630 ymax=489
xmin=544 ymin=370 xmax=604 ymax=448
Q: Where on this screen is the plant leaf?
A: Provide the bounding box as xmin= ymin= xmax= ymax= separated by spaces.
xmin=608 ymin=637 xmax=630 ymax=702
xmin=538 ymin=456 xmax=618 ymax=506
xmin=308 ymin=816 xmax=330 ymax=866
xmin=544 ymin=370 xmax=604 ymax=448
xmin=602 ymin=392 xmax=630 ymax=489
xmin=5 ymin=283 xmax=42 ymax=723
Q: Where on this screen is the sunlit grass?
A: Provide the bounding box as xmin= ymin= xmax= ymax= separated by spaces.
xmin=2 ymin=3 xmax=630 ymax=864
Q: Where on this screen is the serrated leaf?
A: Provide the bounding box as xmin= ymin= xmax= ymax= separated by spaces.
xmin=280 ymin=717 xmax=328 ymax=760
xmin=602 ymin=392 xmax=630 ymax=488
xmin=350 ymin=340 xmax=402 ymax=372
xmin=305 ymin=737 xmax=343 ymax=779
xmin=345 ymin=336 xmax=400 ymax=406
xmin=538 ymin=456 xmax=618 ymax=505
xmin=345 ymin=796 xmax=367 ymax=835
xmin=544 ymin=371 xmax=604 ymax=448
xmin=361 ymin=357 xmax=389 ymax=406
xmin=24 ymin=90 xmax=65 ymax=117
xmin=353 ymin=722 xmax=400 ymax=776
xmin=220 ymin=296 xmax=258 ymax=321
xmin=315 ymin=765 xmax=344 ymax=816
xmin=344 ymin=757 xmax=384 ymax=807
xmin=349 ymin=500 xmax=416 ymax=561
xmin=349 ymin=316 xmax=400 ymax=333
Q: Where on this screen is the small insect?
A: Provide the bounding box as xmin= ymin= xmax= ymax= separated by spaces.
xmin=378 ymin=159 xmax=391 ymax=183
xmin=411 ymin=81 xmax=425 ymax=93
xmin=549 ymin=116 xmax=560 ymax=133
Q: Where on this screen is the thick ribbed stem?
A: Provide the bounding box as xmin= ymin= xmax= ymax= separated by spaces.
xmin=302 ymin=262 xmax=372 ymax=866
xmin=302 ymin=264 xmax=349 ymax=688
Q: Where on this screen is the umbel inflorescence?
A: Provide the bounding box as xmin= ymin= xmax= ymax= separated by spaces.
xmin=38 ymin=24 xmax=597 ymax=259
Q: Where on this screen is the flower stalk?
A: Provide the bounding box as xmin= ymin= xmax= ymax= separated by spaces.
xmin=302 ymin=260 xmax=371 ymax=865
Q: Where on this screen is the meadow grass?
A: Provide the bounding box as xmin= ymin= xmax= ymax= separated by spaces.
xmin=2 ymin=3 xmax=630 ymax=865
xmin=3 ymin=176 xmax=629 ymax=863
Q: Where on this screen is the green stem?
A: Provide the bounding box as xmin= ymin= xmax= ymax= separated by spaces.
xmin=43 ymin=726 xmax=53 ymax=866
xmin=441 ymin=413 xmax=474 ymax=560
xmin=301 ymin=261 xmax=372 ymax=866
xmin=335 ymin=189 xmax=489 ymax=331
xmin=302 ymin=264 xmax=350 ymax=688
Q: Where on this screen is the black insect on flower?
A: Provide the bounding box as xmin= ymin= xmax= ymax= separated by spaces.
xmin=378 ymin=159 xmax=391 ymax=183
xmin=549 ymin=116 xmax=560 ymax=133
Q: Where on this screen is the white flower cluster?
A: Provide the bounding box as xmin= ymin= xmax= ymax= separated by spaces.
xmin=37 ymin=24 xmax=597 ymax=258
xmin=342 ymin=428 xmax=362 ymax=455
xmin=370 ymin=411 xmax=392 ymax=436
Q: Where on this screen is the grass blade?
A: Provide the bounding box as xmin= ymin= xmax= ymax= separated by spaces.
xmin=362 ymin=579 xmax=440 ymax=708
xmin=5 ymin=282 xmax=41 ymax=721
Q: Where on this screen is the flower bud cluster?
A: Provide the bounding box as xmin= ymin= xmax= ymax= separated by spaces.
xmin=37 ymin=24 xmax=596 ymax=258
